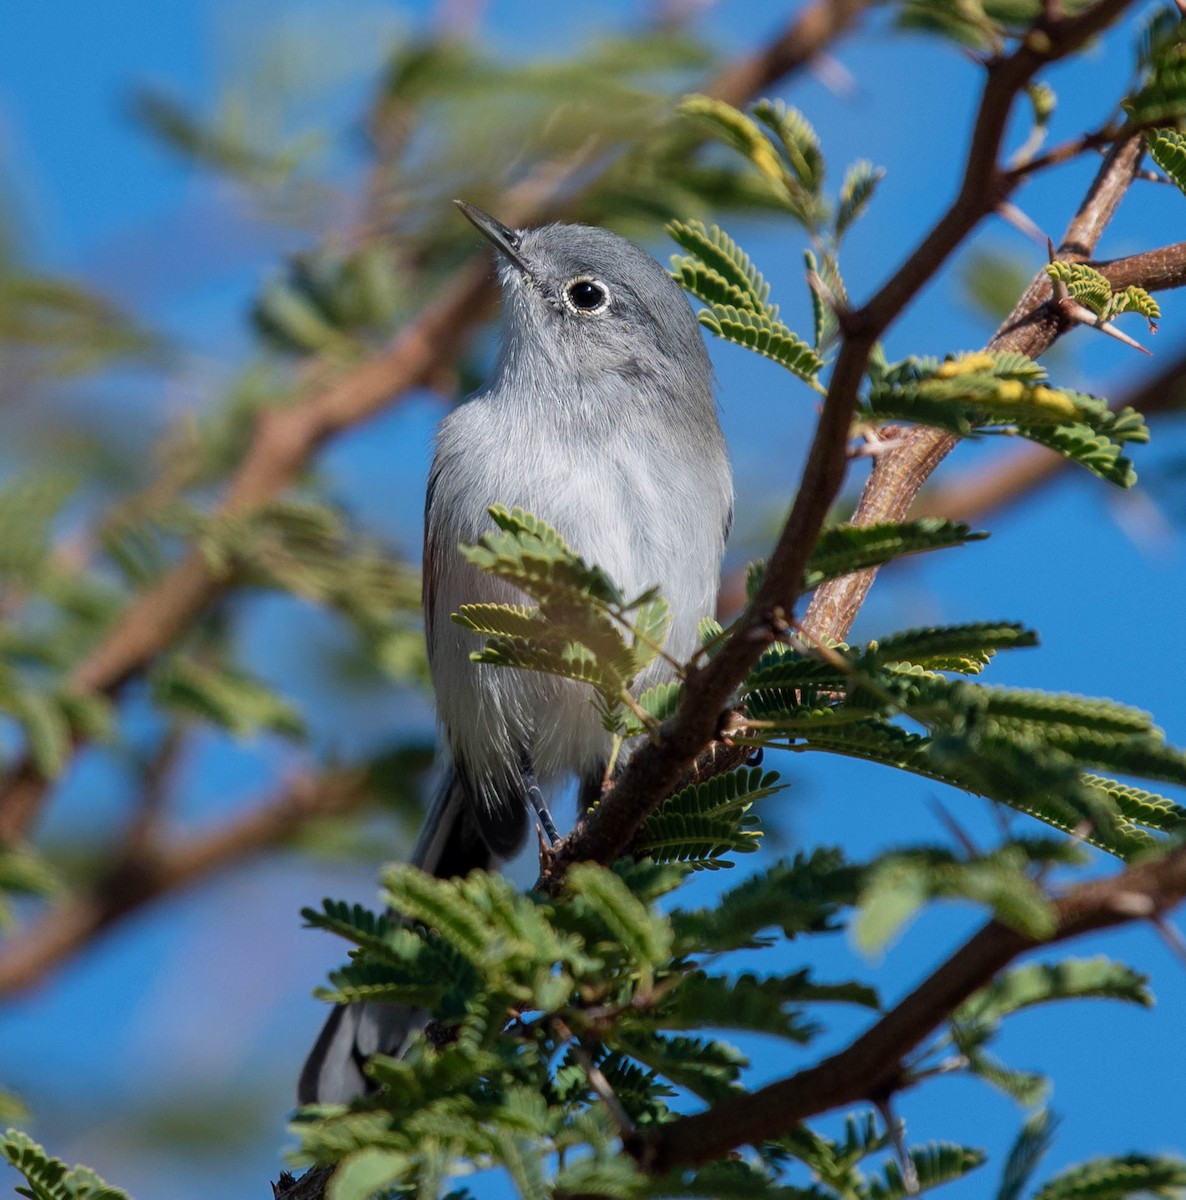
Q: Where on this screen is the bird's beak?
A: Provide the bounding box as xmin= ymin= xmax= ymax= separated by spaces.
xmin=454 ymin=200 xmax=534 ymax=279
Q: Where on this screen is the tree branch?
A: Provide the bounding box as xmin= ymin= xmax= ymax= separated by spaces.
xmin=542 ymin=0 xmax=1137 ymax=892
xmin=0 ymin=770 xmax=367 ymax=996
xmin=0 ymin=0 xmax=879 ymax=848
xmin=802 ymin=129 xmax=1149 ymax=644
xmin=635 ymin=839 xmax=1186 ymax=1172
xmin=914 ymin=341 xmax=1186 ymax=522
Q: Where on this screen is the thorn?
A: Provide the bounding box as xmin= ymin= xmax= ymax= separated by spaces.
xmin=1153 ymin=915 xmax=1186 ymax=971
xmin=1046 ymin=242 xmax=1068 ymax=305
xmin=1133 ymin=166 xmax=1174 ymax=185
xmin=1110 ymin=890 xmax=1156 ymax=917
xmin=806 ymin=268 xmax=846 ymax=322
xmin=875 ymin=1095 xmax=919 ymax=1195
xmin=1095 ymin=318 xmax=1153 ymax=355
xmin=997 ymin=201 xmax=1048 ymax=246
xmin=809 ymin=52 xmax=858 ymax=97
xmin=559 ymin=1022 xmax=636 ymax=1139
xmin=1107 ymin=485 xmax=1176 ymax=556
xmin=850 ymin=426 xmax=913 ymax=459
xmin=536 ymin=822 xmax=554 ymax=868
xmin=1058 ymin=299 xmax=1152 ymax=355
xmin=930 ymin=799 xmax=980 ymax=858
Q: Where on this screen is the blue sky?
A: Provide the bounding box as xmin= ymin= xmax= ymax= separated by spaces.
xmin=0 ymin=2 xmax=1183 ymax=1198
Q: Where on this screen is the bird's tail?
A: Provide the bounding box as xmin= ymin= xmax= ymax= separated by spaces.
xmin=297 ymin=767 xmax=493 ymax=1105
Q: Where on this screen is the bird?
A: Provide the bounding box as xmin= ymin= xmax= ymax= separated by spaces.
xmin=299 ymin=202 xmax=732 ymax=1105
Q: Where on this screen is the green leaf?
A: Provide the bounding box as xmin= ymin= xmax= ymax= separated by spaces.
xmin=751 ymin=99 xmax=824 ymax=193
xmin=670 ymin=260 xmax=758 ymax=314
xmin=1148 ymin=127 xmax=1186 ymax=197
xmin=638 ymin=767 xmax=779 ymax=870
xmin=897 ymin=0 xmax=1006 ymax=49
xmin=0 ymin=475 xmax=75 ymax=585
xmin=836 ymin=160 xmax=884 ymax=239
xmin=461 ymin=506 xmax=625 ymax=609
xmin=672 ymin=850 xmax=862 ymax=953
xmin=804 ymin=249 xmax=847 ymax=354
xmin=698 ymin=305 xmax=824 ymax=383
xmin=327 ymin=1148 xmax=413 ymax=1200
xmin=1046 ymin=261 xmax=1112 ymax=313
xmin=957 ymin=958 xmax=1153 ymax=1029
xmin=3 ymin=689 xmax=71 ymax=776
xmin=867 ymin=621 xmax=1038 ymax=674
xmin=653 ymin=1159 xmax=820 ymax=1199
xmin=131 ymin=87 xmax=313 ymax=185
xmin=1032 ymin=1154 xmax=1186 ymax=1200
xmin=554 ymin=1156 xmax=647 ymax=1200
xmin=1125 ymin=18 xmax=1186 ymax=128
xmin=967 ymin=1051 xmax=1050 ymax=1108
xmin=302 ymin=900 xmax=402 ymax=961
xmin=744 ymin=641 xmax=851 ymax=696
xmin=149 ymin=656 xmax=305 ymax=739
xmin=568 ymin=862 xmax=673 ymax=971
xmin=1046 ymin=263 xmax=1160 ymax=329
xmin=660 ymin=971 xmax=822 ymax=1041
xmin=998 ymin=1110 xmax=1060 ymax=1200
xmin=0 ymin=845 xmax=61 ymax=929
xmin=1 ymin=1129 xmax=130 ymax=1200
xmin=668 ymin=220 xmax=774 ymax=317
xmin=1109 ymin=286 xmax=1160 ymax=329
xmin=491 ymin=1129 xmax=549 ymax=1200
xmin=804 ymin=519 xmax=985 ymax=589
xmin=1083 ymin=774 xmax=1186 ymax=834
xmin=867 ymin=1142 xmax=986 ymax=1199
xmin=618 ymin=1031 xmax=746 ymax=1103
xmin=1015 ymin=422 xmax=1139 ymax=488
xmin=862 ymin=352 xmax=1146 ymax=488
xmin=0 ymin=276 xmax=157 ymax=377
xmin=856 ymin=845 xmax=1058 ymax=951
xmin=678 ymin=95 xmax=790 ymax=197
xmin=381 ymin=865 xmax=495 ymax=967
xmin=472 ymin=636 xmax=618 ymax=698
xmin=629 ymin=595 xmax=672 ymax=673
xmin=616 ymin=680 xmax=683 ymax=737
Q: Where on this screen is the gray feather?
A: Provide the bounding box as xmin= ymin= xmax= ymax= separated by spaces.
xmin=299 ymin=213 xmax=731 ymax=1104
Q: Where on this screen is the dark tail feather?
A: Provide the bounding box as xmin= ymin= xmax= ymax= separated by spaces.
xmin=297 ymin=768 xmax=493 ymax=1105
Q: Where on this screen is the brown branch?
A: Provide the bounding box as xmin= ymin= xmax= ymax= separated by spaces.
xmin=540 ymin=329 xmax=868 ymax=891
xmin=0 ymin=265 xmax=495 ymax=847
xmin=635 ymin=839 xmax=1186 ymax=1171
xmin=0 ymin=0 xmax=879 ymax=849
xmin=0 ymin=770 xmax=367 ymax=996
xmin=1096 ymin=239 xmax=1186 ymax=291
xmin=803 ymin=129 xmax=1148 ymax=645
xmin=915 ymin=342 xmax=1186 ymax=522
xmin=3 ymin=6 xmax=879 ymax=844
xmin=706 ymin=0 xmax=871 ymax=101
xmin=541 ymin=0 xmax=1136 ymax=893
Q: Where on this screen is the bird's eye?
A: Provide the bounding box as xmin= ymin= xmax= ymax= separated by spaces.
xmin=563 ymin=277 xmax=610 ymax=314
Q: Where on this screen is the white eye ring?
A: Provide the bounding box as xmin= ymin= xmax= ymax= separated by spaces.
xmin=561 ymin=276 xmax=611 ymax=315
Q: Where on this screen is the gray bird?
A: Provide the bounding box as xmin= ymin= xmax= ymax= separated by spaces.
xmin=299 ymin=203 xmax=732 ymax=1105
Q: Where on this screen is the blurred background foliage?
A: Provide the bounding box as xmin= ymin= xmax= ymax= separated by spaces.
xmin=0 ymin=1 xmax=1184 ymax=1198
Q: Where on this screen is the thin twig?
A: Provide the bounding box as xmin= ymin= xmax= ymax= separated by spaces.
xmin=0 ymin=770 xmax=367 ymax=995
xmin=0 ymin=0 xmax=881 ymax=849
xmin=540 ymin=0 xmax=1141 ymax=895
xmin=875 ymin=1096 xmax=919 ymax=1196
xmin=802 ymin=130 xmax=1148 ymax=645
xmin=913 ymin=333 xmax=1186 ymax=522
xmin=633 ymin=839 xmax=1186 ymax=1171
